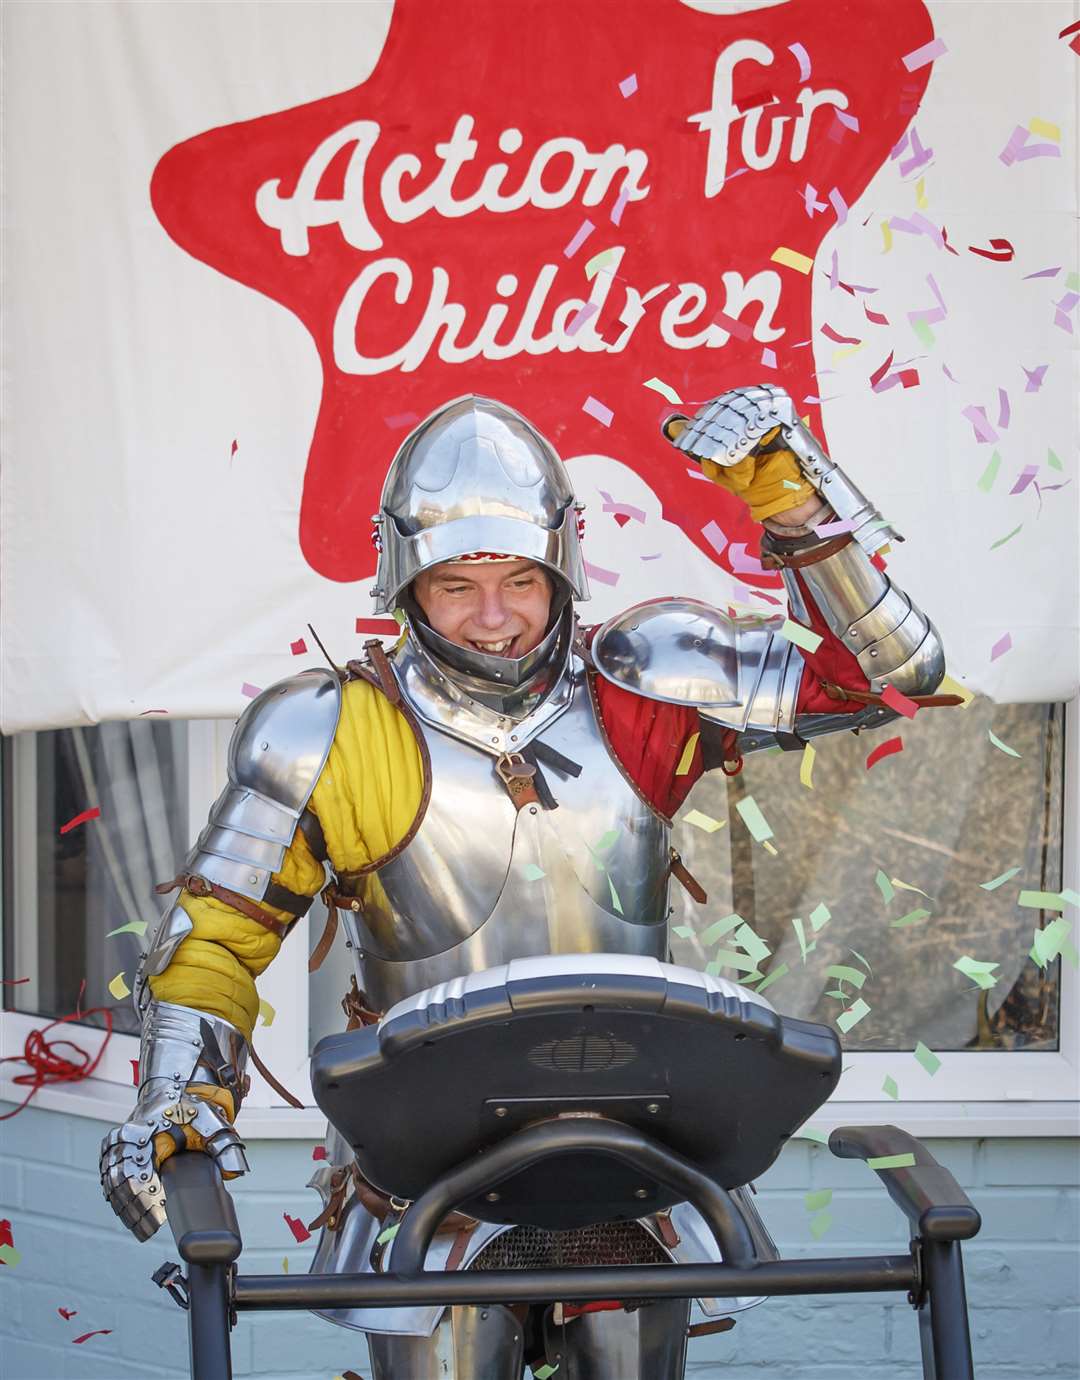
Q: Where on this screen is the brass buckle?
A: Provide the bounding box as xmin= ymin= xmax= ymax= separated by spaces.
xmin=495 ymin=752 xmax=536 ymax=787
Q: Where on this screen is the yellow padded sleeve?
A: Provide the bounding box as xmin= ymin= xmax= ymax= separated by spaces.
xmin=148 ymin=673 xmax=425 ymax=1039
xmin=702 ymin=432 xmax=816 ymax=522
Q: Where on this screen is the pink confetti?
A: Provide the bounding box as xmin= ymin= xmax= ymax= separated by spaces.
xmin=230 ymin=439 xmax=238 ymax=458
xmin=284 ymin=1212 xmax=311 ymax=1244
xmin=788 ymin=41 xmax=811 ymax=81
xmin=902 ymin=36 xmax=947 ymax=71
xmin=828 ymin=187 xmax=848 ymax=224
xmin=712 ymin=309 xmax=752 ymax=342
xmin=999 ymin=125 xmax=1030 ymax=166
xmin=582 ymin=395 xmax=613 ymax=427
xmin=618 ymin=73 xmax=638 ymax=98
xmin=835 ymin=109 xmax=860 ymax=132
xmin=990 ymin=633 xmax=1012 ymax=662
xmin=815 ymin=518 xmax=857 ymax=537
xmin=942 ymin=363 xmax=960 ymax=383
xmin=686 ymin=466 xmax=712 ymax=483
xmin=1015 ymin=142 xmax=1061 ymax=162
xmin=384 ymin=412 xmax=420 ymax=429
xmin=996 ymin=389 xmax=1011 ymax=430
xmin=899 ymin=127 xmax=934 ymax=177
xmin=290 ymin=637 xmax=307 ymax=656
xmin=312 ymin=1145 xmax=328 ymax=1161
xmin=240 ymin=682 xmax=262 ymax=699
xmin=802 ymin=183 xmax=827 ymax=217
xmin=599 ymin=490 xmax=646 ymax=524
xmin=881 ymin=685 xmax=920 ymax=719
xmin=761 ymin=347 xmax=778 ymax=369
xmin=566 ymin=302 xmax=598 ymax=336
xmin=828 ymin=249 xmax=839 ymax=291
xmin=610 ymin=188 xmax=629 ymax=226
xmin=890 ymin=132 xmax=909 ymax=161
xmin=640 ymin=553 xmax=663 ymax=561
xmin=564 ymin=219 xmax=595 ymax=258
xmin=701 ymin=520 xmax=728 ymax=556
xmin=1023 ymin=364 xmax=1048 ymax=392
xmin=962 ymin=406 xmax=999 ymax=444
xmin=1054 ymin=309 xmax=1074 ymax=334
xmin=1009 ymin=465 xmax=1039 ymax=495
xmin=1022 ymin=266 xmax=1061 ymax=280
xmin=728 ymin=543 xmax=767 ymax=576
xmin=583 ymin=559 xmax=620 ymax=586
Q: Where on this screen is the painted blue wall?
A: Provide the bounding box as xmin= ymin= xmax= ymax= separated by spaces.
xmin=1 ymin=1103 xmax=1076 ymax=1379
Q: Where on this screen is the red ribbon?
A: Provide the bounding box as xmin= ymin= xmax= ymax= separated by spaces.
xmin=0 ymin=987 xmax=114 ymax=1120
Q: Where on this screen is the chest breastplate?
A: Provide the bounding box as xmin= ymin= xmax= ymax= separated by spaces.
xmin=342 ymin=640 xmax=672 ymax=1012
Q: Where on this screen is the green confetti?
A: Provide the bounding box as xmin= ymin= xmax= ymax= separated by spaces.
xmin=534 ymin=1365 xmax=560 ymax=1380
xmin=521 ymin=864 xmax=546 ymax=882
xmin=584 ymin=247 xmax=618 ymax=280
xmin=824 ymin=964 xmax=867 ymax=989
xmin=836 ymin=997 xmax=871 ymax=1033
xmin=953 ymin=956 xmax=1000 ymax=989
xmin=867 ymin=1152 xmax=916 ymax=1170
xmin=911 ymin=317 xmax=935 ymax=349
xmin=782 ymin=478 xmax=802 ymax=490
xmin=809 ymin=902 xmax=832 ymax=932
xmin=874 ymin=869 xmax=895 ymax=905
xmin=754 ymin=962 xmax=789 ymax=994
xmin=980 ymin=865 xmax=1021 ymax=891
xmin=825 ymin=988 xmax=848 ymax=1000
xmin=792 ymin=916 xmax=814 ymax=962
xmin=848 ymin=948 xmax=873 ymax=974
xmin=778 ymin=618 xmax=823 ymax=654
xmin=643 ymin=377 xmax=682 ymax=406
xmin=672 ymin=925 xmax=695 ymax=939
xmin=376 ymin=1224 xmax=400 ymax=1246
xmin=809 ymin=1210 xmax=833 ymax=1239
xmin=0 ymin=1244 xmax=21 ymax=1267
xmin=701 ymin=913 xmax=743 ymax=946
xmin=593 ymin=829 xmax=620 ymax=853
xmin=1067 ymin=271 xmax=1080 ymax=292
xmin=712 ymin=950 xmax=765 ymax=974
xmin=805 ymin=1189 xmax=833 ymax=1211
xmin=1047 ymin=447 xmax=1063 ymax=472
xmin=735 ymin=795 xmax=774 ymax=842
xmin=106 ymin=919 xmax=148 ymax=938
xmin=913 ymin=1041 xmax=941 ymax=1076
xmin=1031 ymin=917 xmax=1073 ymax=967
xmin=890 ymin=908 xmax=931 ymax=927
xmin=1060 ymin=889 xmax=1080 ymax=907
xmin=989 ymin=523 xmax=1023 ymax=551
xmin=1019 ymin=890 xmax=1067 ymax=910
xmin=882 ymin=1075 xmax=899 ymax=1100
xmin=976 ymin=450 xmax=1001 ymax=493
xmin=608 ymin=875 xmax=624 ymax=915
xmin=988 ymin=729 xmax=1022 ymax=758
xmin=733 ymin=921 xmax=772 ymax=969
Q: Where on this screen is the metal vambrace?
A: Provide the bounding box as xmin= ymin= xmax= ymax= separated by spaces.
xmin=99 ymin=1000 xmax=250 ymax=1242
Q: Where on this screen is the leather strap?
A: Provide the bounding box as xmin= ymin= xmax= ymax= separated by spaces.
xmin=759 ymin=532 xmax=853 ymax=570
xmin=248 ymin=1042 xmax=304 ymax=1109
xmin=444 ymin=1222 xmax=477 ymax=1271
xmin=308 ymin=886 xmax=345 ymax=974
xmin=495 ymin=752 xmax=543 ymax=811
xmin=155 ymin=874 xmax=294 ymax=939
xmin=820 ymin=681 xmax=966 ymax=710
xmin=307 ymin=1166 xmax=350 ymax=1234
xmin=687 ymin=1317 xmax=737 ymax=1338
xmin=669 ymin=849 xmax=707 ymax=905
xmin=342 ymin=976 xmax=382 ymax=1030
xmin=363 ymin=638 xmax=402 ymax=704
xmin=655 ymin=1209 xmax=681 ymax=1249
xmin=298 ymin=807 xmax=328 ymax=862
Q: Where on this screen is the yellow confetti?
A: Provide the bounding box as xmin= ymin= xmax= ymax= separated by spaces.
xmin=939 ymin=673 xmax=973 ymax=708
xmin=762 ymin=839 xmax=779 ymax=856
xmin=770 ymin=246 xmax=814 ymax=274
xmin=915 ymin=177 xmax=928 ymax=209
xmin=892 ymin=877 xmax=934 ymax=900
xmin=880 ymin=220 xmax=893 ymax=253
xmin=1028 ymin=117 xmax=1060 ymax=142
xmin=832 ymin=342 xmax=864 ymax=366
xmin=799 ymin=742 xmax=816 ymax=790
xmin=282 ymin=1257 xmax=289 ymax=1273
xmin=681 ymin=808 xmax=726 ymax=833
xmin=258 ymin=997 xmax=277 ymax=1028
xmin=675 ymin=731 xmax=700 ymax=777
xmin=108 ymin=971 xmax=131 ymax=1000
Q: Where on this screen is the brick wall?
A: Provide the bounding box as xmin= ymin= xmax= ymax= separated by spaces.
xmin=1 ymin=1103 xmax=1076 ymax=1379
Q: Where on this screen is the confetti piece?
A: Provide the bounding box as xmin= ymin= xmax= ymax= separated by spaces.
xmin=0 ymin=1244 xmax=21 ymax=1267
xmin=1022 ymin=265 xmax=1061 ymax=280
xmin=643 ymin=377 xmax=681 ymax=405
xmin=997 ymin=389 xmax=1011 ymax=431
xmin=356 ymin=618 xmax=402 ymax=636
xmin=566 ymin=302 xmax=598 ymax=336
xmin=754 ymin=961 xmax=788 ymax=993
xmin=522 ymin=863 xmax=546 ymax=881
xmin=290 ymin=638 xmax=307 ymax=656
xmin=582 ymin=395 xmax=613 ymax=427
xmin=762 ymin=839 xmax=778 ymax=857
xmin=108 ymin=971 xmax=130 ymax=1000
xmin=58 ymin=1307 xmax=77 ymax=1319
xmin=1029 ymin=117 xmax=1060 ymax=141
xmin=828 ymin=187 xmax=848 ymax=224
xmin=835 ymin=109 xmax=860 ymax=133
xmin=608 ymin=876 xmax=624 ymax=915
xmin=131 ymin=1059 xmax=139 ymax=1085
xmin=0 ymin=976 xmax=29 ymax=986
xmin=883 ymin=1076 xmax=900 ymax=1100
xmin=778 ymin=618 xmax=823 ymax=654
xmin=890 ymin=908 xmax=931 ymax=928
xmin=990 ymin=633 xmax=1012 ymax=661
xmin=712 ymin=308 xmax=753 ymax=341
xmin=105 ymin=920 xmax=148 ymax=938
xmin=72 ymin=1330 xmax=112 ymax=1345
xmin=1019 ymin=890 xmax=1068 ymax=910
xmin=953 ymin=956 xmax=1000 ymax=990
xmin=584 ymin=247 xmax=619 ymax=280
xmin=1023 ymin=364 xmax=1048 ymax=393
xmin=1009 ymin=465 xmax=1038 ymax=495
xmin=837 ymin=998 xmax=870 ymax=1033
xmin=805 ymin=1188 xmax=833 ymax=1211
xmin=1031 ymin=917 xmax=1074 ymax=967
xmin=902 ymin=36 xmax=946 ymax=70
xmin=913 ymin=1042 xmax=941 ymax=1076
xmin=611 ymin=188 xmax=629 ymax=226
xmin=593 ymin=829 xmax=620 ymax=853
xmin=59 ymin=807 xmax=101 ymax=835
xmin=875 ymin=870 xmax=895 ymax=904
xmin=681 ymin=809 xmax=725 ymax=834
xmin=881 ymin=685 xmax=919 ymax=719
xmin=241 ymin=682 xmax=262 ymax=699
xmin=969 ymin=238 xmax=1014 ymax=262
xmin=880 ymin=220 xmax=894 ymax=253
xmin=761 ymin=347 xmax=778 ymax=369
xmin=771 ymin=246 xmax=814 ymax=274
xmin=728 ymin=543 xmax=767 ymax=576
xmin=376 ymin=1223 xmax=400 ymax=1246
xmin=229 ymin=439 xmax=239 ymax=458
xmin=700 ymin=913 xmax=744 ymax=946
xmin=700 ymin=519 xmax=728 ymax=557
xmin=981 ymin=865 xmax=1022 ymax=891
xmin=788 ymin=41 xmax=811 ymax=80
xmin=672 ymin=925 xmax=694 ymax=939
xmin=892 ymin=878 xmax=934 ymax=900
xmin=312 ymin=1145 xmax=328 ymax=1160
xmin=799 ymin=743 xmax=816 ymax=790
xmin=563 ymin=219 xmax=595 ymax=258
xmin=284 ymin=1212 xmax=311 ymax=1244
xmin=798 ymin=1127 xmax=829 ymax=1143
xmin=915 ymin=177 xmax=928 ymax=208
xmin=868 ymin=1152 xmax=917 ymax=1170
xmin=618 ymin=73 xmax=638 ymax=98
xmin=962 ymin=405 xmax=998 ymax=444
xmin=283 ymin=1257 xmax=290 ymax=1272
xmin=976 ymin=451 xmax=1001 ymax=493
xmin=792 ymin=917 xmax=813 ymax=962
xmin=258 ymin=997 xmax=276 ymax=1028
xmin=865 ymin=737 xmax=903 ymax=771
xmin=986 ymin=729 xmax=1022 ymax=760
xmin=825 ymin=964 xmax=867 ymax=990
xmin=911 ymin=319 xmax=935 ymax=350
xmin=535 ymin=1365 xmax=560 ymax=1380
xmin=999 ymin=124 xmax=1030 ymax=165
xmin=735 ymin=796 xmax=773 ymax=843
xmin=989 ymin=523 xmax=1023 ymax=551
xmin=583 ymin=559 xmax=620 ymax=587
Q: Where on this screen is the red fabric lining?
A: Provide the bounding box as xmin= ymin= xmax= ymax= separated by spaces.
xmin=791 ymin=571 xmax=871 ymax=714
xmin=592 ymin=673 xmax=703 ymax=817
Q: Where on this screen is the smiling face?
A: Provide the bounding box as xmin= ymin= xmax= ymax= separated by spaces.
xmin=411 ymin=557 xmax=554 ymax=658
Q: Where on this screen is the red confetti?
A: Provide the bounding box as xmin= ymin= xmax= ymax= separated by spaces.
xmin=881 ymin=685 xmax=920 ymax=719
xmin=0 ymin=977 xmax=29 ymax=985
xmin=895 ymin=368 xmax=920 ymax=389
xmin=869 ymin=351 xmax=895 ymax=389
xmin=355 ymin=618 xmax=401 ymax=636
xmin=870 ymin=552 xmax=888 ymax=573
xmin=72 ymin=1330 xmax=112 ymax=1345
xmin=59 ymin=807 xmax=101 ymax=836
xmin=1059 ymin=18 xmax=1080 ymax=39
xmin=312 ymin=1145 xmax=329 ymax=1161
xmin=968 ymin=238 xmax=1014 ymax=262
xmin=612 ymin=512 xmax=631 ymax=529
xmin=284 ymin=1212 xmax=311 ymax=1244
xmin=230 ymin=439 xmax=238 ymax=457
xmin=821 ymin=323 xmax=861 ymax=345
xmin=0 ymin=1220 xmax=13 ymax=1249
xmin=131 ymin=1059 xmax=140 ymax=1086
xmin=865 ymin=736 xmax=904 ymax=770
xmin=290 ymin=638 xmax=308 ymax=656
xmin=711 ymin=310 xmax=752 ymax=342
xmin=58 ymin=1308 xmax=78 ymax=1320
xmin=864 ymin=303 xmax=890 ymax=326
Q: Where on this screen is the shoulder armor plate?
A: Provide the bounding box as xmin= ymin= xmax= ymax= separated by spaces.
xmin=230 ymin=669 xmax=342 ymax=811
xmin=592 ymin=598 xmax=776 ymax=711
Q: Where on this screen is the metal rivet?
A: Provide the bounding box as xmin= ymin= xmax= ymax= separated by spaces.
xmin=510 ymin=734 xmax=518 ymax=742
xmin=634 ymin=1188 xmax=649 ymax=1199
xmin=494 ymin=1106 xmax=508 ymax=1118
xmin=485 ymin=1191 xmax=501 ymax=1202
xmin=529 ymin=806 xmax=538 ymax=815
xmin=869 ymin=649 xmax=878 ymax=658
xmin=646 ymin=1103 xmax=661 ymax=1114
xmin=491 ymin=737 xmax=499 ymax=744
xmin=260 ymin=741 xmax=269 ymax=750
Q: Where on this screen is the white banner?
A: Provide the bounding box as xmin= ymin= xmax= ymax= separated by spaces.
xmin=2 ymin=0 xmax=1077 ymax=734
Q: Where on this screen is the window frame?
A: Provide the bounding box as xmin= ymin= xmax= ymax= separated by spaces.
xmin=2 ymin=699 xmax=1078 ymax=1134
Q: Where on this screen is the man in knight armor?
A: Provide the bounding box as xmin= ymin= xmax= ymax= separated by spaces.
xmin=101 ymin=387 xmax=951 ymax=1378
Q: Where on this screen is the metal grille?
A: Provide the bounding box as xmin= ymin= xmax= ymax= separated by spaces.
xmin=526 ymin=1032 xmax=638 ymax=1073
xmin=469 ymin=1221 xmax=668 ymax=1271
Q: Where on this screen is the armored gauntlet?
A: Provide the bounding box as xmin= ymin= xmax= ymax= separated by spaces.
xmin=100 ymin=1000 xmax=250 ymax=1241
